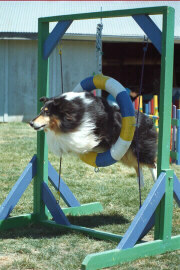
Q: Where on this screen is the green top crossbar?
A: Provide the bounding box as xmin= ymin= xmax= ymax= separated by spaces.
xmin=39 ymin=6 xmax=170 ymax=23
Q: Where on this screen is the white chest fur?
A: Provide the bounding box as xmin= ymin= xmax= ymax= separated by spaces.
xmin=46 ymin=117 xmax=100 ymax=157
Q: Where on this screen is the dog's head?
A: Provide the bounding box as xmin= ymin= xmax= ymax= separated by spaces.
xmin=29 ymin=97 xmax=57 ymax=131
xmin=29 ymin=93 xmax=87 ymax=133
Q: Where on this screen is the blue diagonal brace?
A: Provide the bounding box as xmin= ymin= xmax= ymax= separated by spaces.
xmin=173 ymin=173 xmax=180 ymax=207
xmin=117 ymin=172 xmax=166 ymax=249
xmin=48 ymin=161 xmax=80 ymax=207
xmin=139 ymin=213 xmax=155 ymax=240
xmin=138 ymin=173 xmax=180 ymax=239
xmin=0 ymin=155 xmax=37 ymax=220
xmin=43 ymin=20 xmax=73 ymax=59
xmin=132 ymin=15 xmax=162 ymax=54
xmin=42 ymin=182 xmax=70 ymax=226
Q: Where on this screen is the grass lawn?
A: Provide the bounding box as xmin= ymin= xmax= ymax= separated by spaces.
xmin=0 ymin=122 xmax=179 ymax=270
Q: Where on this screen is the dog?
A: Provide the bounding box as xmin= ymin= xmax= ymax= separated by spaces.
xmin=29 ymin=91 xmax=158 ymax=187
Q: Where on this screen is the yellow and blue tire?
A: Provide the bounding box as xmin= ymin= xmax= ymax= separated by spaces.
xmin=73 ymin=74 xmax=136 ymax=167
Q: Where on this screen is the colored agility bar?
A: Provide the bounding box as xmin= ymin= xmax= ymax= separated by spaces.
xmin=93 ymin=74 xmax=110 ymax=91
xmin=79 ymin=151 xmax=116 ymax=168
xmin=96 ymin=150 xmax=116 ymax=167
xmin=79 ymin=152 xmax=98 ymax=168
xmin=73 ymin=74 xmax=108 ymax=93
xmin=74 ymin=74 xmax=135 ymax=167
xmin=153 ymin=95 xmax=159 ymax=129
xmin=176 ymin=109 xmax=180 ymax=165
xmin=81 ymin=76 xmax=96 ymax=91
xmin=120 ymin=117 xmax=136 ymax=141
xmin=139 ymin=96 xmax=143 ymax=113
xmin=145 ymin=103 xmax=149 ymax=114
xmin=144 ymin=114 xmax=159 ymax=120
xmin=116 ymin=92 xmax=135 ymax=117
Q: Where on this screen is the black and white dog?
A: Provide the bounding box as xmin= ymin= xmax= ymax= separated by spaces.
xmin=29 ymin=92 xmax=158 ymax=186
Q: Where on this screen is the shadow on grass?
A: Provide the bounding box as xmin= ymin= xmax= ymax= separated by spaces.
xmin=0 ymin=213 xmax=129 ymax=240
xmin=68 ymin=213 xmax=129 ymax=228
xmin=0 ymin=223 xmax=70 ymax=239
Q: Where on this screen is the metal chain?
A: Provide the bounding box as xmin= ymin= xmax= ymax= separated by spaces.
xmin=57 ymin=156 xmax=62 ymax=203
xmin=56 ymin=42 xmax=64 ymax=204
xmin=137 ymin=36 xmax=149 ymax=208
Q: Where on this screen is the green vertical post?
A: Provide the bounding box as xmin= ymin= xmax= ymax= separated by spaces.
xmin=160 ymin=169 xmax=174 ymax=241
xmin=155 ymin=7 xmax=175 ymax=240
xmin=33 ymin=20 xmax=49 ymax=220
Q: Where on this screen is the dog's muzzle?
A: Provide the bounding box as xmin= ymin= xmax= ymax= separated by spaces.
xmin=29 ymin=120 xmax=46 ymax=131
xmin=29 ymin=120 xmax=34 ymax=128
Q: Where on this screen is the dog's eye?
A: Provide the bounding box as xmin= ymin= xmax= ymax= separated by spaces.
xmin=44 ymin=108 xmax=50 ymax=116
xmin=43 ymin=107 xmax=49 ymax=114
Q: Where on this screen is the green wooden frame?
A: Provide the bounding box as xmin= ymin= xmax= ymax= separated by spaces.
xmin=36 ymin=6 xmax=179 ymax=269
xmin=1 ymin=6 xmax=179 ymax=270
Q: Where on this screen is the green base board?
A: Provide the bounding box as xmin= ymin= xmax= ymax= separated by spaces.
xmin=82 ymin=236 xmax=180 ymax=270
xmin=62 ymin=202 xmax=103 ymax=216
xmin=0 ymin=214 xmax=36 ymax=231
xmin=41 ymin=220 xmax=124 ymax=243
xmin=0 ymin=202 xmax=103 ymax=231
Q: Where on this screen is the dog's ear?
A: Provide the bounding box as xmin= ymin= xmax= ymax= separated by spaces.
xmin=53 ymin=98 xmax=61 ymax=106
xmin=65 ymin=113 xmax=74 ymax=121
xmin=39 ymin=96 xmax=49 ymax=103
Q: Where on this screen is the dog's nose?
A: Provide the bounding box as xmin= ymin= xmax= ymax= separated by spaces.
xmin=29 ymin=121 xmax=34 ymax=127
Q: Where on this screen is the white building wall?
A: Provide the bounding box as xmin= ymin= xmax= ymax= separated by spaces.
xmin=49 ymin=40 xmax=97 ymax=96
xmin=0 ymin=40 xmax=6 ymax=122
xmin=0 ymin=39 xmax=96 ymax=122
xmin=0 ymin=39 xmax=38 ymax=122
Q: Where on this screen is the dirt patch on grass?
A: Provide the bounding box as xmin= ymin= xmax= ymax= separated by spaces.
xmin=0 ymin=254 xmax=17 ymax=267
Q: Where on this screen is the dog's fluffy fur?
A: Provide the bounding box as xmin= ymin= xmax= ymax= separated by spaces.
xmin=30 ymin=92 xmax=158 ymax=186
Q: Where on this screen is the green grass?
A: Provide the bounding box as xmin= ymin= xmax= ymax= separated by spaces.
xmin=0 ymin=122 xmax=179 ymax=270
